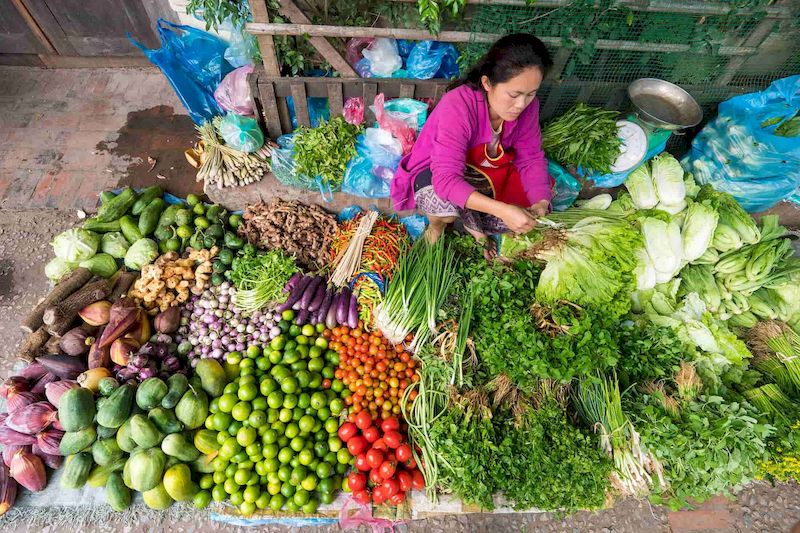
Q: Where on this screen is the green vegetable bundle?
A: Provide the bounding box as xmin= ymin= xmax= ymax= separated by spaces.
xmin=292 ymin=116 xmax=361 ymax=191
xmin=228 ymin=245 xmax=298 ymax=312
xmin=541 ymin=103 xmax=621 ymax=174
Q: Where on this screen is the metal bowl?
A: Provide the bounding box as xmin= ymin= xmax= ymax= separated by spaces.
xmin=628 ymin=78 xmax=703 ymax=130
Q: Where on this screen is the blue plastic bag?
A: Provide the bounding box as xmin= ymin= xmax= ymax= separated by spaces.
xmin=380 ymin=99 xmax=429 ymax=132
xmin=437 ymin=45 xmax=460 ymax=79
xmin=397 ymin=40 xmax=415 ymax=60
xmin=548 ymin=161 xmax=581 ymax=211
xmin=684 ymin=75 xmax=800 ymax=212
xmin=342 ymin=129 xmax=402 ymax=198
xmin=130 ymin=19 xmax=233 ymax=125
xmin=224 ymin=21 xmax=260 ymax=68
xmin=407 ymin=41 xmax=447 ymax=79
xmin=286 ymin=97 xmax=331 ymax=129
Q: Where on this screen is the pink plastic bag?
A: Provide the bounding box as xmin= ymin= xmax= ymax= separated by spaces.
xmin=214 ymin=65 xmax=255 ymax=116
xmin=346 ymin=38 xmax=375 ymax=66
xmin=374 ymin=94 xmax=416 ymax=154
xmin=344 ymin=97 xmax=365 ymax=125
xmin=338 ymin=496 xmax=404 ymax=533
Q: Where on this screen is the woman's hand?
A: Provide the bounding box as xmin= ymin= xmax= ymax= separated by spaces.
xmin=528 ymin=199 xmax=549 ymax=218
xmin=498 ymin=204 xmax=537 ymax=234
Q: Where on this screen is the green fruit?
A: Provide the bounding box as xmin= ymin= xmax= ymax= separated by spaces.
xmin=163 ymin=464 xmax=199 ymax=501
xmin=129 ymin=414 xmax=162 ymax=449
xmin=143 ymin=482 xmax=174 ymax=510
xmin=105 ymin=472 xmax=132 ymax=511
xmin=194 ymin=489 xmax=212 ymax=509
xmin=124 ymin=448 xmax=167 ymax=492
xmin=61 ymin=452 xmax=94 ymax=489
xmin=193 ymin=203 xmax=206 ymax=216
xmin=58 ymin=387 xmax=95 ymax=432
xmin=59 ymin=426 xmax=97 ymax=455
xmin=175 ymin=387 xmax=209 ymax=430
xmin=92 ymin=438 xmax=124 ymax=467
xmin=136 ymin=377 xmax=169 ymax=410
xmin=148 ymin=407 xmax=184 ymax=435
xmin=186 ymin=194 xmax=201 ymax=207
xmin=195 ymin=359 xmax=228 ymax=397
xmin=175 ymin=208 xmax=194 ymax=227
xmin=161 ymin=433 xmax=201 ymax=462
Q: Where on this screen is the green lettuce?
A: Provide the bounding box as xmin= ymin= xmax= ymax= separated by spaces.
xmin=651 ymin=153 xmax=686 ymax=206
xmin=681 ymin=201 xmax=719 ymax=262
xmin=625 ymin=164 xmax=659 ymax=209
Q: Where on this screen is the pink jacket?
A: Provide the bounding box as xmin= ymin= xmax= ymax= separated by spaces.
xmin=390 ymin=84 xmax=552 ymax=212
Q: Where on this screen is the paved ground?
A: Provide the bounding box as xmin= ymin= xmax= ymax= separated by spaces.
xmin=1 ymin=66 xmax=800 ymax=532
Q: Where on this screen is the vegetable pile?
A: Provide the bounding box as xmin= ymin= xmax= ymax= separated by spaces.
xmin=292 ymin=117 xmax=362 ymax=191
xmin=541 ymin=103 xmax=622 ymax=174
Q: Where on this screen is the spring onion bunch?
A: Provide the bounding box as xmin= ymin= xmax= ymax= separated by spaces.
xmin=229 ymin=247 xmax=298 ymax=313
xmin=574 ymin=373 xmax=666 ymax=497
xmin=748 ymin=321 xmax=800 ymax=390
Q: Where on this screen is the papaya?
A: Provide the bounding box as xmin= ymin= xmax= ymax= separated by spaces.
xmin=162 ymin=464 xmax=198 ymax=502
xmin=129 ymin=414 xmax=162 ymax=449
xmin=148 ymin=407 xmax=184 ymax=435
xmin=116 ymin=418 xmax=138 ymax=453
xmin=124 ymin=448 xmax=166 ymax=492
xmin=60 ymin=426 xmax=97 ymax=455
xmin=195 ymin=359 xmax=228 ymax=397
xmin=194 ymin=429 xmax=221 ymax=455
xmin=97 ymin=383 xmax=135 ymax=428
xmin=161 ymin=433 xmax=200 ymax=462
xmin=87 ymin=457 xmax=126 ymax=488
xmin=161 ymin=374 xmax=189 ymax=410
xmin=96 ymin=424 xmax=118 ymax=440
xmin=175 ymin=387 xmax=208 ymax=430
xmin=136 ymin=377 xmax=168 ymax=411
xmin=92 ymin=438 xmax=124 ymax=467
xmin=58 ymin=388 xmax=95 ymax=432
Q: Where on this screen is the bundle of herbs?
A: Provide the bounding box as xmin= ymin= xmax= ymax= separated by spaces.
xmin=541 ymin=103 xmax=622 ymax=173
xmin=227 ymin=244 xmax=298 ymax=312
xmin=292 ymin=116 xmax=362 ymax=191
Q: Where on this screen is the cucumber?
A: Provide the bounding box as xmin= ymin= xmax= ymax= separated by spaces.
xmin=138 ymin=198 xmax=166 ymax=237
xmin=96 ymin=188 xmax=137 ymax=223
xmin=131 ymin=186 xmax=164 ymax=215
xmin=84 ymin=218 xmax=122 ymax=233
xmin=100 ymin=191 xmax=117 ymax=204
xmin=119 ymin=215 xmax=144 ymax=244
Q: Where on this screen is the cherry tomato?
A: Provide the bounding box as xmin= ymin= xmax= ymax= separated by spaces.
xmin=371 ymin=486 xmax=387 ymax=505
xmin=355 ymin=453 xmax=370 ymax=471
xmin=366 ymin=449 xmax=384 ymax=470
xmin=381 ymin=417 xmax=400 ymax=433
xmin=371 ymin=438 xmax=388 ymax=451
xmin=348 ymin=472 xmax=367 ymax=491
xmin=397 ymin=470 xmax=413 ymax=492
xmin=383 ymin=430 xmax=402 ymax=449
xmin=355 ymin=410 xmax=372 ymax=430
xmin=347 ymin=436 xmax=368 ymax=456
xmin=381 ymin=478 xmax=399 ymax=497
xmin=352 ymin=489 xmax=371 ymax=505
xmin=363 ymin=426 xmax=380 ymax=443
xmin=338 ymin=422 xmax=358 ymax=442
xmin=411 ymin=469 xmax=425 ymax=490
xmin=404 ymin=455 xmax=417 ymax=470
xmin=395 ymin=444 xmax=412 ymax=463
xmin=389 ymin=491 xmax=406 ymax=505
xmin=369 ymin=467 xmax=383 ymax=485
xmin=378 ymin=460 xmax=397 ymax=480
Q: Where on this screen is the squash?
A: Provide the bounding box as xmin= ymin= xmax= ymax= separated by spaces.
xmin=148 ymin=407 xmax=184 ymax=435
xmin=60 ymin=452 xmax=94 ymax=489
xmin=98 ymin=376 xmax=120 ymax=397
xmin=96 ymin=424 xmax=117 ymax=440
xmin=116 ymin=418 xmax=138 ymax=453
xmin=191 ymin=454 xmax=216 ymax=474
xmin=129 ymin=414 xmax=162 ymax=449
xmin=162 ymin=464 xmax=198 ymax=502
xmin=142 ymin=482 xmax=174 ymax=510
xmin=194 ymin=429 xmax=221 ymax=455
xmin=175 ymin=387 xmax=208 ymax=430
xmin=58 ymin=387 xmax=95 ymax=431
xmin=161 ymin=433 xmax=200 ymax=462
xmin=123 ymin=448 xmax=166 ymax=492
xmin=105 ymin=472 xmax=132 ymax=512
xmin=87 ymin=457 xmax=126 ymax=488
xmin=136 ymin=377 xmax=168 ymax=411
xmin=92 ymin=438 xmax=124 ymax=467
xmin=195 ymin=359 xmax=228 ymax=397
xmin=161 ymin=374 xmax=189 ymax=410
xmin=60 ymin=426 xmax=97 ymax=455
xmin=96 ymin=384 xmax=135 ymax=428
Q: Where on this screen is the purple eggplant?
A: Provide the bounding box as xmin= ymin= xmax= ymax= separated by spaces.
xmin=308 ymin=281 xmax=327 ymax=313
xmin=315 ymin=289 xmax=334 ymax=324
xmin=277 ymin=276 xmax=311 ymax=312
xmin=336 ymin=287 xmax=351 ymax=325
xmin=326 ymin=293 xmax=340 ymax=329
xmin=348 ymin=292 xmax=359 ymax=329
xmin=299 ymin=277 xmax=323 ymax=311
xmin=295 ymin=310 xmax=310 ymax=325
xmin=284 ymin=272 xmax=302 ymax=293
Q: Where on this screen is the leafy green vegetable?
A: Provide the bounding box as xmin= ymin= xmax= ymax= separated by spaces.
xmin=681 ymin=201 xmax=718 ymax=262
xmin=45 ymin=257 xmax=78 ymax=282
xmin=697 ymin=185 xmax=760 ymax=247
xmin=79 ymin=253 xmax=118 ymax=278
xmin=228 ymin=245 xmax=297 ymax=312
xmin=124 ymin=238 xmax=159 ymax=271
xmin=541 ymin=103 xmax=621 ymax=173
xmin=52 ymin=228 xmax=100 ymax=263
xmin=651 ymin=153 xmax=686 ymax=206
xmin=614 ymin=322 xmax=687 ymax=387
xmin=625 ymin=164 xmax=658 ymax=209
xmin=101 ymin=232 xmax=130 ymax=259
xmin=292 ymin=116 xmax=361 ymax=190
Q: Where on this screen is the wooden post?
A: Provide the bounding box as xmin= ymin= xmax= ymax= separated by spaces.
xmin=250 ymin=0 xmax=282 ymax=76
xmin=277 ymin=0 xmax=358 ymax=77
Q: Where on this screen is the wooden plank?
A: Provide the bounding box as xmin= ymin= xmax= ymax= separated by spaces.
xmin=327 ymin=82 xmax=344 ymax=118
xmin=18 ymin=0 xmax=76 ymax=55
xmin=263 ymin=77 xmax=450 ymax=99
xmin=246 ymin=22 xmax=757 ymax=56
xmin=277 ymin=98 xmax=292 ymax=135
xmin=259 ymin=81 xmax=283 ymax=139
xmin=249 ymin=0 xmax=281 ymax=75
xmin=432 ymin=84 xmax=446 ymax=105
xmin=0 ymin=53 xmax=45 ymax=66
xmin=248 ymin=70 xmax=268 ymax=133
xmin=9 ymin=0 xmax=55 ymax=54
xmin=37 ymin=55 xmax=152 ymax=68
xmin=399 ymin=84 xmax=415 ymax=98
xmin=291 ymin=83 xmax=311 ymax=127
xmin=363 ymin=82 xmax=378 ymax=123
xmin=276 ymin=0 xmax=357 ymax=77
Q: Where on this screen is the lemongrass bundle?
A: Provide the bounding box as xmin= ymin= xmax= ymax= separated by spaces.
xmin=329 ymin=211 xmax=378 ymax=287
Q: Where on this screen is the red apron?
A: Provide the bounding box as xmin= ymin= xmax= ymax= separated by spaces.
xmin=463 ymin=143 xmax=530 ymax=208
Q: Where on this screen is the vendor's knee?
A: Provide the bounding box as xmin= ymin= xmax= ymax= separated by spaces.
xmin=429 ymin=215 xmax=458 ymax=225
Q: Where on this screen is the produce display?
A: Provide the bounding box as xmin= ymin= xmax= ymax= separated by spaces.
xmin=195 ymin=121 xmax=270 ymax=189
xmin=292 ymin=117 xmax=362 ymax=192
xmin=3 ymin=95 xmax=800 ymax=526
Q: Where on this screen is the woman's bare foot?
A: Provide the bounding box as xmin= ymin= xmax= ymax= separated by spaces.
xmin=424 ymin=215 xmax=457 ymax=244
xmin=465 ymin=227 xmax=497 ymax=261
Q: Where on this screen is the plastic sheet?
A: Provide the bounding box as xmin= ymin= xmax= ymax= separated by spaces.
xmin=214 ymin=65 xmax=255 ymax=115
xmin=130 ymin=19 xmax=233 ymax=125
xmin=223 ymin=20 xmax=260 ymax=67
xmin=684 ymin=75 xmax=800 ymax=212
xmin=286 ymin=97 xmax=331 ymax=129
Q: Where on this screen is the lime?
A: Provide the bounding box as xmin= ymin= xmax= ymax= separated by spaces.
xmin=290 ymin=465 xmax=308 ymax=485
xmin=248 ymin=410 xmax=267 ymax=428
xmin=289 ymin=324 xmax=302 ymax=337
xmin=301 ymin=475 xmax=318 ymax=492
xmin=320 ymin=491 xmax=335 ymax=505
xmin=298 ymin=448 xmax=314 ymax=466
xmin=213 ymin=471 xmax=226 ymax=485
xmin=315 ymin=461 xmax=333 ymax=479
xmin=280 ymin=482 xmax=296 ymax=499
xmin=255 ymin=460 xmax=269 ymax=476
xmin=283 ymin=350 xmax=300 ymax=365
xmin=283 ymin=393 xmax=299 ymax=409
xmin=298 ymin=415 xmax=316 ymax=434
xmin=269 ymin=493 xmax=285 ymax=511
xmin=256 ymin=356 xmax=270 ymax=371
xmin=328 ymin=436 xmax=342 ymax=453
xmin=290 ymin=436 xmax=306 ymax=452
xmin=318 ymin=476 xmax=337 ymax=494
xmin=285 ymin=499 xmax=301 ymax=513
xmin=308 ymin=374 xmax=322 ymax=389
xmin=262 ymin=428 xmax=278 ymax=445
xmin=331 ymin=379 xmax=344 ymax=393
xmin=239 ymin=501 xmax=256 ymax=515
xmin=237 ymin=426 xmax=257 ymax=447
xmin=314 ymin=336 xmax=329 ymax=349
xmin=301 ymin=324 xmax=315 ymax=337
xmin=329 ymin=399 xmax=344 ymax=417
xmin=296 ymin=335 xmax=309 ymax=346
xmin=246 ymin=345 xmax=261 ymax=359
xmin=293 ymin=488 xmax=310 ymax=506
xmin=276 ymin=465 xmax=291 ymax=482
xmin=270 ymin=335 xmax=286 ymax=351
xmin=219 ymin=437 xmax=242 ymax=460
xmin=279 ymin=408 xmax=293 ymax=424
xmin=271 ymin=365 xmax=290 ymax=381
xmin=226 ymin=351 xmax=242 ymax=365
xmin=262 ymin=442 xmax=279 ymax=459
xmin=321 ymin=366 xmax=335 ymax=379
xmin=211 ymin=412 xmax=230 ymax=431
xmin=233 ymin=468 xmax=250 ymax=486
xmin=231 ymin=402 xmax=252 ymax=422
xmin=267 ymin=391 xmax=284 ymax=410
xmin=212 ymin=483 xmax=227 ymax=502
xmin=227 ymin=420 xmax=243 ymax=436
xmin=246 ymin=442 xmax=262 ymax=458
xmin=302 ymin=498 xmax=319 ymax=514
xmin=284 ymin=422 xmax=300 ymax=439
xmin=238 ymin=383 xmax=258 ymax=402
xmin=277 ymin=447 xmax=293 ymax=464
xmin=281 ymin=377 xmax=299 ymax=394
xmin=218 ymin=394 xmax=237 ymax=414
xmin=307 ymin=358 xmax=324 ymax=373
xmin=313 ymin=441 xmax=329 ymax=458
xmin=239 ymin=357 xmax=255 ymax=369
xmin=256 ymin=492 xmax=271 ymax=510
xmin=231 ymin=450 xmax=249 ymax=464
xmin=268 ymin=350 xmax=283 ymax=365
xmin=239 ymin=374 xmax=256 ymax=385
xmin=265 ymin=481 xmax=281 ymax=497
xmin=282 ymin=310 xmax=296 ymax=322
xmin=243 ymin=484 xmax=260 ymax=503
xmin=336 ymin=448 xmax=352 ymax=465
xmin=294 ymin=371 xmax=310 ymax=389
xmin=316 ymin=407 xmax=331 ymax=422
xmin=259 ymin=377 xmax=277 ymax=396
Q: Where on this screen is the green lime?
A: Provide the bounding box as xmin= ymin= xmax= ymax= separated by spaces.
xmin=282 ymin=310 xmax=296 ymax=322
xmin=280 ymin=482 xmax=296 ymax=499
xmin=262 ymin=442 xmax=279 ymax=459
xmin=213 ymin=470 xmax=226 ymax=485
xmin=316 ymin=407 xmax=331 ymax=422
xmin=308 ymin=374 xmax=322 ymax=389
xmin=265 ymin=482 xmax=281 ymax=497
xmin=321 ymin=366 xmax=335 ymax=379
xmin=256 ymin=492 xmax=271 ymax=510
xmin=246 ymin=442 xmax=262 ymax=458
xmin=212 ymin=412 xmax=231 ymax=431
xmin=331 ymin=379 xmax=344 ymax=393
xmin=315 ymin=461 xmax=333 ymax=479
xmin=313 ymin=441 xmax=328 ymax=458
xmin=219 ymin=437 xmax=242 ymax=460
xmin=327 ymin=436 xmax=342 ymax=453
xmin=298 ymin=415 xmax=315 ymax=434
xmin=300 ymin=475 xmax=318 ymax=492
xmin=243 ymin=484 xmax=261 ymax=503
xmin=283 ymin=350 xmax=300 ymax=365
xmin=198 ymin=473 xmax=214 ymax=490
xmin=259 ymin=378 xmax=278 ymax=397
xmin=290 ymin=436 xmax=306 ymax=452
xmin=248 ymin=410 xmax=267 ymax=428
xmin=307 ymin=358 xmax=324 ymax=373
xmin=271 ymin=365 xmax=290 ymax=381
xmin=284 ymin=422 xmax=300 ymax=439
xmin=293 ymin=488 xmax=310 ymax=506
xmin=226 ymin=351 xmax=242 ymax=365
xmin=237 ymin=426 xmax=257 ymax=447
xmin=278 ymin=447 xmax=293 ymax=464
xmin=256 ymin=356 xmax=270 ymax=371
xmin=283 ymin=394 xmax=298 ymax=409
xmin=238 ymin=383 xmax=258 ymax=402
xmin=295 ymin=371 xmax=311 ymax=388
xmin=269 ymin=493 xmax=285 ymax=511
xmin=298 ymin=448 xmax=314 ymax=466
xmin=295 ymin=335 xmax=309 ymax=346
xmin=281 ymin=377 xmax=298 ymax=394
xmin=285 ymin=500 xmax=300 ymax=513
xmin=252 ymin=396 xmax=268 ymax=412
xmin=212 ymin=483 xmax=227 ymax=502
xmin=328 ymin=399 xmax=344 ymax=417
xmin=279 ymin=408 xmax=293 ymax=424
xmin=301 ymin=498 xmax=319 ymax=514
xmin=299 ymin=324 xmax=314 ymax=337
xmin=239 ymin=358 xmax=255 ymax=369
xmin=186 ymin=194 xmax=201 ymax=206
xmin=231 ymin=402 xmax=252 ymax=422
xmin=336 ymin=448 xmax=352 ymax=465
xmin=267 ymin=391 xmax=284 ymax=410
xmin=194 ymin=216 xmax=210 ymax=229
xmin=262 ymin=428 xmax=279 ymax=445
xmin=176 ymin=224 xmax=193 ymax=239
xmin=223 ymin=477 xmax=238 ymax=495
xmin=270 ymin=335 xmax=286 ymax=351
xmin=320 ymin=491 xmax=335 ymax=505
xmin=289 ymin=325 xmax=302 ymax=337
xmin=239 ymin=501 xmax=256 ymax=515
xmin=233 ymin=468 xmax=249 ymax=486
xmin=268 ymin=350 xmax=282 ymax=365
xmin=318 ymin=477 xmax=336 ymax=495
xmin=314 ymin=336 xmax=329 ymax=349
xmin=227 ymin=420 xmax=243 ymax=436
xmin=278 ymin=465 xmax=292 ymax=483
xmin=246 ymin=345 xmax=261 ymax=359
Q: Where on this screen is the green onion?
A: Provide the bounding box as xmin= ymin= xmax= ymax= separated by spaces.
xmin=230 ymin=248 xmax=298 ymax=313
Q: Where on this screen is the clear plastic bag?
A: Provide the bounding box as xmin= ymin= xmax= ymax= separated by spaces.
xmin=345 ymin=37 xmax=374 ymax=66
xmin=685 ymin=75 xmax=800 ymax=212
xmin=343 ymin=97 xmax=365 ymax=125
xmin=224 ymin=21 xmax=260 ymax=67
xmin=218 ymin=113 xmax=264 ymax=153
xmin=214 ymin=65 xmax=255 ymax=115
xmin=270 ymin=135 xmax=334 ymax=201
xmin=130 ymin=19 xmax=233 ymax=125
xmin=342 ymin=128 xmax=402 ymax=198
xmin=362 ymin=38 xmax=402 ymax=77
xmin=373 ymin=94 xmax=416 ymax=154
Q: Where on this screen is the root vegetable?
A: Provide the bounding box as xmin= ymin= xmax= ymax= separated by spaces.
xmin=21 ymin=268 xmax=92 ymax=333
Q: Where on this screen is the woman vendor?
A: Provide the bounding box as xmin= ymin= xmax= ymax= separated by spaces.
xmin=390 ymin=33 xmax=554 ymax=259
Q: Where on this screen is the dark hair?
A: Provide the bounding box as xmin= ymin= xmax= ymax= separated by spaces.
xmin=452 ymin=33 xmax=553 ymax=91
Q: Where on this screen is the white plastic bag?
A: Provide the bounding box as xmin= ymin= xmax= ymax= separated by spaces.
xmin=362 ymin=39 xmax=402 ymax=77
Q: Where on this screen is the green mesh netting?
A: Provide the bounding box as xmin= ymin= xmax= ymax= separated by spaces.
xmin=463 ymin=0 xmax=800 ymax=151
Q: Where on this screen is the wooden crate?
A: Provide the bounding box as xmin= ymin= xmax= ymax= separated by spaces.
xmin=250 ymin=70 xmax=452 ymax=138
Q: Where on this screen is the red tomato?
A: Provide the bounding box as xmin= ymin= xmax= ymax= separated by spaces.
xmin=363 ymin=426 xmax=380 ymax=443
xmin=366 ymin=449 xmax=384 ymax=469
xmin=383 ymin=430 xmax=402 ymax=449
xmin=369 ymin=467 xmax=383 ymax=485
xmin=396 ymin=470 xmax=413 ymax=492
xmin=381 ymin=417 xmax=400 ymax=433
xmin=389 ymin=491 xmax=406 ymax=505
xmin=338 ymin=422 xmax=358 ymax=442
xmin=347 ymin=436 xmax=368 ymax=456
xmin=355 ymin=453 xmax=370 ymax=471
xmin=404 ymin=455 xmax=417 ymax=470
xmin=395 ymin=444 xmax=412 ymax=463
xmin=381 ymin=478 xmax=399 ymax=497
xmin=385 ymin=451 xmax=396 ymax=463
xmin=348 ymin=472 xmax=367 ymax=491
xmin=371 ymin=438 xmax=388 ymax=451
xmin=372 ymin=486 xmax=387 ymax=505
xmin=355 ymin=410 xmax=373 ymax=430
xmin=379 ymin=460 xmax=397 ymax=480
xmin=353 ymin=490 xmax=371 ymax=505
xmin=411 ymin=469 xmax=425 ymax=490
